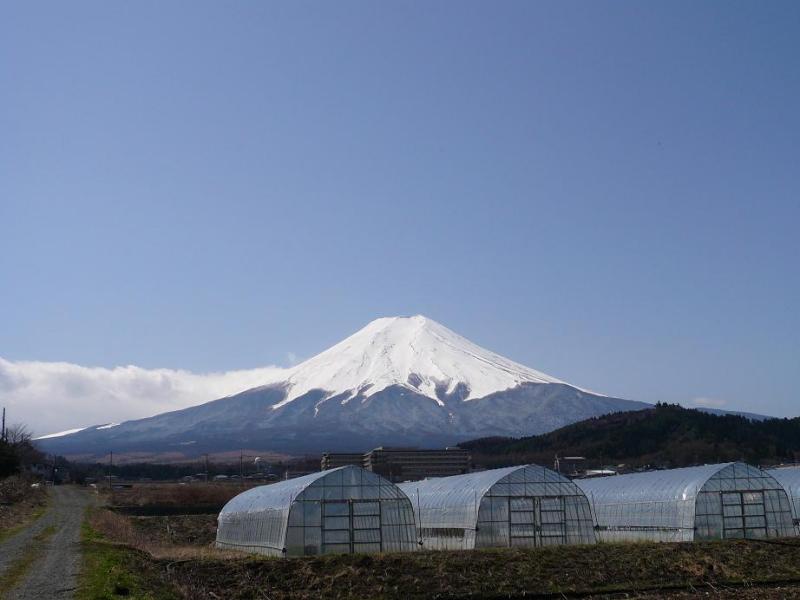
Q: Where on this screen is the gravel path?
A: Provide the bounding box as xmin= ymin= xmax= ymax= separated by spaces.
xmin=0 ymin=486 xmax=93 ymax=600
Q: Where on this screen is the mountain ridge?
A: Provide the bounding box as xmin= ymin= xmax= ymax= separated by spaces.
xmin=461 ymin=403 xmax=798 ymax=470
xmin=35 ymin=315 xmax=648 ymax=458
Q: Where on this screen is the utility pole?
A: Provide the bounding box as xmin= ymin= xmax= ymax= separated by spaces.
xmin=1 ymin=407 xmax=5 ymax=442
xmin=108 ymin=451 xmax=113 ymax=489
xmin=239 ymin=450 xmax=244 ymax=488
xmin=203 ymin=454 xmax=209 ymax=483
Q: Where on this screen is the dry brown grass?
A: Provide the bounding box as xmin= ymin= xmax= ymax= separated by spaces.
xmin=0 ymin=476 xmax=48 ymax=539
xmin=0 ymin=476 xmax=44 ymax=504
xmin=109 ymin=482 xmax=257 ymax=512
xmin=129 ymin=515 xmax=218 ymax=546
xmin=88 ymin=508 xmax=240 ymax=561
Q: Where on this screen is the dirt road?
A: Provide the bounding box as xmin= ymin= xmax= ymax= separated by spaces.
xmin=0 ymin=486 xmax=93 ymax=600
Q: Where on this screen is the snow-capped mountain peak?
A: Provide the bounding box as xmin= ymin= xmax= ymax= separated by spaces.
xmin=272 ymin=315 xmax=568 ymax=409
xmin=35 ymin=315 xmax=645 ymax=458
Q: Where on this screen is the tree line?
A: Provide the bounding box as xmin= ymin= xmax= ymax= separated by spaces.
xmin=0 ymin=423 xmax=45 ymax=478
xmin=460 ymin=403 xmax=800 ymax=471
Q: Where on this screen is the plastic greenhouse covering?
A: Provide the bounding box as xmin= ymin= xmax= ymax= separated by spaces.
xmin=216 ymin=466 xmax=418 ymax=556
xmin=767 ymin=466 xmax=800 ymax=534
xmin=397 ymin=464 xmax=596 ymax=550
xmin=576 ymin=462 xmax=796 ymax=543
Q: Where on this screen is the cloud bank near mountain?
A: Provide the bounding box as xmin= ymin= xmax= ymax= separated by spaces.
xmin=0 ymin=357 xmax=285 ymax=436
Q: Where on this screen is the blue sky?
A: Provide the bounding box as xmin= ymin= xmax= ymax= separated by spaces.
xmin=2 ymin=1 xmax=799 ymax=424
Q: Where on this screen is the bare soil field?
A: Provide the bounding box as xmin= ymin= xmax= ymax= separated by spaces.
xmin=627 ymin=585 xmax=800 ymax=599
xmin=162 ymin=539 xmax=800 ymax=599
xmin=86 ymin=503 xmax=800 ymax=599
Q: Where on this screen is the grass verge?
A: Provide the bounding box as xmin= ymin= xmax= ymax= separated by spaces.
xmin=76 ymin=513 xmax=180 ymax=600
xmin=0 ymin=501 xmax=49 ymax=543
xmin=0 ymin=480 xmax=50 ymax=543
xmin=0 ymin=525 xmax=57 ymax=599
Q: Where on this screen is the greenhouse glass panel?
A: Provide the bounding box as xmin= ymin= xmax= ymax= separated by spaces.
xmin=577 ymin=462 xmax=796 ymax=543
xmin=767 ymin=467 xmax=800 ymax=535
xmin=216 ymin=466 xmax=417 ymax=557
xmin=397 ymin=464 xmax=596 ymax=550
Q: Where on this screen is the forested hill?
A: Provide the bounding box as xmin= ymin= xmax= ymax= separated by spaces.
xmin=460 ymin=404 xmax=800 ymax=470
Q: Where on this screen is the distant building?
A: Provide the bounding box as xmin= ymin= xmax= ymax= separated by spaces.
xmin=320 ymin=453 xmax=363 ymax=470
xmin=321 ymin=447 xmax=471 ymax=482
xmin=582 ymin=469 xmax=617 ymax=478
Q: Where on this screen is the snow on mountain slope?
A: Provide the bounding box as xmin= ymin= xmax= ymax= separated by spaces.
xmin=34 ymin=427 xmax=87 ymax=440
xmin=273 ymin=315 xmax=573 ymax=409
xmin=34 ymin=315 xmax=651 ymax=458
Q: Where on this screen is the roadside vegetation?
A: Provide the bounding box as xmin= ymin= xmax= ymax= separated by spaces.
xmin=88 ymin=507 xmax=230 ymax=560
xmin=0 ymin=476 xmax=48 ymax=541
xmin=77 ymin=516 xmax=180 ymax=600
xmin=0 ymin=422 xmax=51 ymax=541
xmin=1 ymin=424 xmax=45 ymax=478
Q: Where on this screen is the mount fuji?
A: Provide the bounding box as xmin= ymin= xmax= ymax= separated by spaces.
xmin=35 ymin=316 xmax=648 ymax=458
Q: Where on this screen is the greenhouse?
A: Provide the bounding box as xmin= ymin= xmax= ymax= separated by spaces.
xmin=397 ymin=464 xmax=596 ymax=550
xmin=576 ymin=462 xmax=796 ymax=543
xmin=767 ymin=466 xmax=800 ymax=534
xmin=216 ymin=466 xmax=418 ymax=556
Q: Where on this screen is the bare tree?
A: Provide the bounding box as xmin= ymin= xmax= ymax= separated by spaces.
xmin=5 ymin=424 xmax=33 ymax=446
xmin=4 ymin=424 xmax=43 ymax=469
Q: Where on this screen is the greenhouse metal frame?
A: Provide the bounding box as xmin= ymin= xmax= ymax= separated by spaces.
xmin=767 ymin=466 xmax=800 ymax=535
xmin=216 ymin=465 xmax=418 ymax=557
xmin=397 ymin=464 xmax=596 ymax=550
xmin=576 ymin=462 xmax=796 ymax=543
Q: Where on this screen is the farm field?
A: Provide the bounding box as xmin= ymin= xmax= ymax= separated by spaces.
xmin=79 ymin=482 xmax=800 ymax=599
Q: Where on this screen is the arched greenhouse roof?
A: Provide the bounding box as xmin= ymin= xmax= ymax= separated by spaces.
xmin=217 ymin=465 xmax=418 ymax=556
xmin=219 ymin=465 xmax=408 ymax=518
xmin=768 ymin=466 xmax=800 ymax=519
xmin=576 ymin=462 xmax=795 ymax=543
xmin=575 ymin=463 xmax=750 ymax=505
xmin=399 ymin=465 xmax=526 ymax=505
xmin=398 ymin=464 xmax=587 ymax=523
xmin=219 ymin=468 xmax=342 ymax=517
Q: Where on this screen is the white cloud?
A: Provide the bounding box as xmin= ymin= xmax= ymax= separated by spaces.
xmin=691 ymin=396 xmax=727 ymax=409
xmin=0 ymin=357 xmax=288 ymax=437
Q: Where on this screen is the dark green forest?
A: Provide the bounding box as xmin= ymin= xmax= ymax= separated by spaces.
xmin=460 ymin=404 xmax=800 ymax=470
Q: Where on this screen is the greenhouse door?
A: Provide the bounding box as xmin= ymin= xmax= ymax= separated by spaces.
xmin=721 ymin=491 xmax=767 ymax=540
xmin=351 ymin=500 xmax=382 ymax=553
xmin=321 ymin=500 xmax=382 ymax=554
xmin=508 ymin=496 xmax=567 ymax=547
xmin=508 ymin=497 xmax=540 ymax=547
